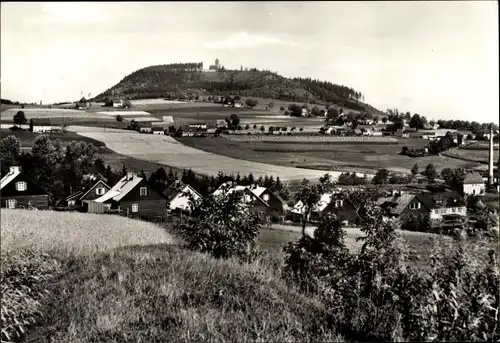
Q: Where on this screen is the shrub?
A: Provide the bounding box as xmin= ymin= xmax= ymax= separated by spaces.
xmin=176 ymin=188 xmax=264 ymax=261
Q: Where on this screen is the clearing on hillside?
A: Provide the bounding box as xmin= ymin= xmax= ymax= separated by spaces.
xmin=1 ymin=209 xmax=172 ymax=255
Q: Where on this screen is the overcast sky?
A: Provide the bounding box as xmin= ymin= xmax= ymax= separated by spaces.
xmin=1 ymin=1 xmax=498 ymax=123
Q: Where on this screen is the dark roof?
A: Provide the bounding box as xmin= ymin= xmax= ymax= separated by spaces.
xmin=464 ymin=172 xmax=484 ymax=184
xmin=430 ymin=191 xmax=465 ymax=208
xmin=31 ymin=118 xmax=52 ymax=126
xmin=162 ymin=181 xmax=187 ymax=202
xmin=66 ymin=179 xmax=110 ymax=201
xmin=138 ymin=122 xmax=153 ymax=128
xmin=152 ymin=126 xmax=164 ymax=131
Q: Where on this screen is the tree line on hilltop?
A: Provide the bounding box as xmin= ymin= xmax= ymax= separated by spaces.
xmin=93 ymin=63 xmax=370 ymax=112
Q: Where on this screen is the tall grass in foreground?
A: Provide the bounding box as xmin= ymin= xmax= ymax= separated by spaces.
xmin=1 ymin=209 xmax=172 ymax=342
xmin=0 ymin=209 xmax=172 ymax=256
xmin=25 ymin=246 xmax=343 ymax=342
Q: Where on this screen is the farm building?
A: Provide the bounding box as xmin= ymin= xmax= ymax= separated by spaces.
xmin=138 ymin=122 xmax=152 ymax=133
xmin=31 ymin=118 xmax=52 ymax=133
xmin=462 ymin=172 xmax=485 ymax=196
xmin=93 ymin=172 xmax=168 ymax=219
xmin=113 ymin=100 xmax=124 ymax=108
xmin=291 ymin=192 xmax=360 ymax=226
xmin=0 ymin=166 xmax=50 ymax=210
xmin=65 ymin=179 xmax=111 ymax=208
xmin=152 ymin=127 xmax=165 ymax=135
xmin=163 ymin=181 xmax=202 ymax=212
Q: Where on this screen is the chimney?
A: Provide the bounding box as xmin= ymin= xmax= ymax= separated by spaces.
xmin=9 ymin=166 xmax=20 ymax=174
xmin=127 ymin=172 xmax=134 ymax=181
xmin=488 ymin=124 xmax=494 ymax=186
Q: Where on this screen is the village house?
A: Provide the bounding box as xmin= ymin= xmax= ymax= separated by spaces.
xmin=247 ymin=185 xmax=286 ymax=215
xmin=462 ymin=172 xmax=485 ymax=196
xmin=0 ymin=166 xmax=50 ymax=209
xmin=426 ymin=191 xmax=467 ymax=226
xmin=138 ymin=122 xmax=153 ymax=133
xmin=113 ymin=99 xmax=124 ymax=108
xmin=65 ymin=178 xmax=111 ymax=208
xmin=212 ymin=182 xmax=269 ymax=215
xmin=152 ymin=127 xmax=165 ymax=135
xmin=376 ymin=191 xmax=432 ymax=219
xmin=291 ymin=192 xmax=360 ymax=226
xmin=163 ymin=181 xmax=202 ymax=212
xmin=93 ymin=172 xmax=168 ymax=219
xmin=216 ymin=119 xmax=227 ymax=128
xmin=31 ymin=118 xmax=52 ymax=133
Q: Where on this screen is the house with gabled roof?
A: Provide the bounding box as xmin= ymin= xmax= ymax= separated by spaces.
xmin=376 ymin=192 xmax=432 ymax=218
xmin=0 ymin=166 xmax=50 ymax=209
xmin=66 ymin=178 xmax=111 ymax=208
xmin=212 ymin=182 xmax=269 ymax=214
xmin=463 ymin=172 xmax=485 ymax=196
xmin=291 ymin=191 xmax=360 ymax=225
xmin=246 ymin=184 xmax=286 ymax=214
xmin=425 ymin=191 xmax=467 ymax=229
xmin=163 ymin=180 xmax=202 ymax=212
xmin=93 ymin=172 xmax=168 ymax=219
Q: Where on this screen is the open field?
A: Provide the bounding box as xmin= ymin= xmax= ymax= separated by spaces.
xmin=222 ymin=134 xmax=398 ymax=143
xmin=1 ymin=108 xmax=110 ymax=120
xmin=74 ymin=129 xmax=357 ymax=181
xmin=0 ymin=129 xmax=106 ymax=147
xmin=0 ymin=209 xmax=172 ymax=256
xmin=176 ymin=136 xmax=482 ymax=174
xmin=443 ymin=147 xmax=499 ymax=164
xmin=0 ymin=127 xmax=188 ymax=175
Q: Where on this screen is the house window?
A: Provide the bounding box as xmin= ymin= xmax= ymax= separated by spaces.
xmin=96 ymin=187 xmax=105 ymax=195
xmin=409 ymin=202 xmax=421 ymax=210
xmin=452 ymin=208 xmax=456 ymax=213
xmin=7 ymin=199 xmax=16 ymax=209
xmin=131 ymin=203 xmax=139 ymax=212
xmin=335 ymin=200 xmax=343 ymax=207
xmin=263 ymin=194 xmax=270 ymax=201
xmin=472 ymin=189 xmax=476 ymax=195
xmin=140 ymin=187 xmax=148 ymax=196
xmin=16 ymin=181 xmax=27 ymax=191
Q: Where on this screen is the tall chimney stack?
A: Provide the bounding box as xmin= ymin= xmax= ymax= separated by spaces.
xmin=488 ymin=124 xmax=494 ymax=187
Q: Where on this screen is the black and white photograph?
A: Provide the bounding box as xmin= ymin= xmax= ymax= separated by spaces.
xmin=1 ymin=1 xmax=499 ymax=342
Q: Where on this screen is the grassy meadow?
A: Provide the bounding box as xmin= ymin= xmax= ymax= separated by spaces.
xmin=176 ymin=136 xmax=482 ymax=174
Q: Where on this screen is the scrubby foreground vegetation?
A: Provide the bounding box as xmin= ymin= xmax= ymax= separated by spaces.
xmin=2 ymin=185 xmax=499 ymax=342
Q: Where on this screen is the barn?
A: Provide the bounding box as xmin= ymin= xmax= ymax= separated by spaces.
xmin=0 ymin=166 xmax=50 ymax=209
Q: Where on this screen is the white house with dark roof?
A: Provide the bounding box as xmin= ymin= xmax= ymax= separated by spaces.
xmin=463 ymin=172 xmax=485 ymax=196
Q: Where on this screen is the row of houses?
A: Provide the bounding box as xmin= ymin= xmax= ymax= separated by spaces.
xmin=1 ymin=166 xmax=497 ymax=231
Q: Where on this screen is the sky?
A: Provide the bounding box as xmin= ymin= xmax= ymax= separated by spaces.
xmin=1 ymin=1 xmax=498 ymax=123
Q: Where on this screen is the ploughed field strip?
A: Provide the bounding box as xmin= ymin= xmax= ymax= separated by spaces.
xmin=74 ymin=128 xmax=370 ymax=181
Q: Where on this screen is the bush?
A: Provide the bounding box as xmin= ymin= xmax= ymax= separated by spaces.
xmin=283 ymin=186 xmax=500 ymax=341
xmin=176 ymin=189 xmax=264 ymax=261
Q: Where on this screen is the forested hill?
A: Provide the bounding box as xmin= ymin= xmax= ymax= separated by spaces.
xmin=94 ymin=63 xmax=382 ymax=114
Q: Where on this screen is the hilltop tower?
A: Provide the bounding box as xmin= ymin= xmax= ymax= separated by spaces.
xmin=488 ymin=124 xmax=494 ymax=186
xmin=215 ymin=58 xmax=220 ymax=68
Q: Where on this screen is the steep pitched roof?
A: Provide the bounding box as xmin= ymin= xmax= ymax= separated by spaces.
xmin=464 ymin=172 xmax=484 ymax=185
xmin=94 ymin=174 xmax=143 ymax=202
xmin=66 ymin=179 xmax=110 ymax=202
xmin=0 ymin=167 xmax=22 ymax=190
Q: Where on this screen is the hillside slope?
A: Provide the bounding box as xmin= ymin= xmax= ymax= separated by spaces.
xmin=94 ymin=63 xmax=382 ymax=114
